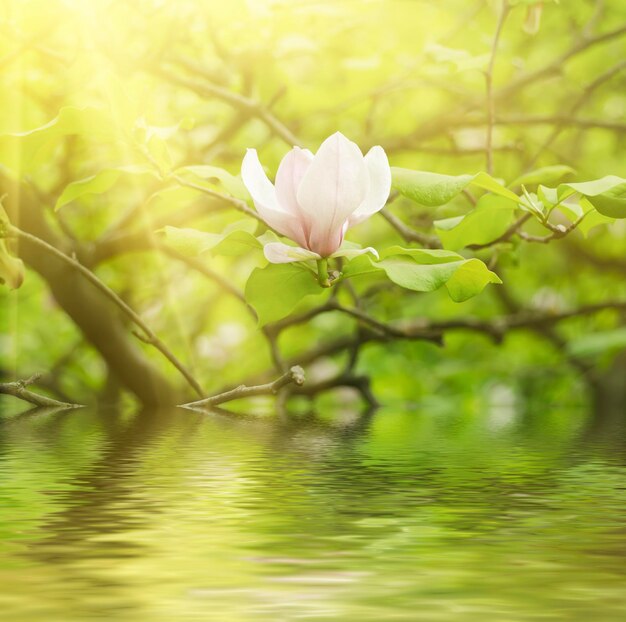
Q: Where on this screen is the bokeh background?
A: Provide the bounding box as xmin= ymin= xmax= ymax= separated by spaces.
xmin=2 ymin=0 xmax=626 ymax=424
xmin=1 ymin=1 xmax=626 ymax=620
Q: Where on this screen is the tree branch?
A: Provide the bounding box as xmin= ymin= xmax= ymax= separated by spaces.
xmin=180 ymin=366 xmax=305 ymax=410
xmin=3 ymin=226 xmax=204 ymax=398
xmin=0 ymin=374 xmax=82 ymax=410
xmin=155 ymin=67 xmax=300 ymax=146
xmin=499 ymin=23 xmax=626 ymax=100
xmin=379 ymin=208 xmax=442 ymax=248
xmin=282 ymin=300 xmax=626 ymax=370
xmin=485 ymin=2 xmax=509 ymax=174
xmin=467 ymin=213 xmax=532 ymax=250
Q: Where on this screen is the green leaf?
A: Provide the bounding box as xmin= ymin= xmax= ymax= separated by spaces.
xmin=176 ymin=165 xmax=249 ymax=200
xmin=577 ymin=198 xmax=615 ymax=237
xmin=212 ymin=230 xmax=262 ymax=256
xmin=0 ymin=107 xmax=118 ymax=174
xmin=161 ymin=221 xmax=260 ymax=256
xmin=391 ymin=168 xmax=473 ymax=206
xmin=471 ymin=173 xmax=521 ymax=203
xmin=392 ymin=168 xmax=521 ymax=207
xmin=376 ymin=257 xmax=462 ymax=292
xmin=341 ymin=254 xmax=383 ymax=279
xmin=134 ymin=117 xmax=195 ymax=143
xmin=245 ymin=263 xmax=325 ymax=325
xmin=134 ymin=117 xmax=195 ymax=175
xmin=519 ymin=187 xmax=546 ymax=217
xmin=55 ymin=166 xmax=157 ymax=211
xmin=379 ymin=246 xmax=463 ymax=263
xmin=558 ymin=176 xmax=626 ymax=218
xmin=343 ymin=246 xmax=500 ymax=301
xmin=556 ymin=199 xmax=584 ymax=222
xmin=510 ymin=165 xmax=575 ymax=188
xmin=434 ymin=195 xmax=517 ymax=250
xmin=537 ymin=184 xmax=559 ymax=206
xmin=141 ymin=134 xmax=173 ymax=175
xmin=445 ymin=258 xmax=502 ymax=302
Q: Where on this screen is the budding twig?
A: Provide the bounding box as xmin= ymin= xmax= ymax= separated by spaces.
xmin=180 ymin=366 xmax=305 ymax=410
xmin=0 ymin=374 xmax=82 ymax=410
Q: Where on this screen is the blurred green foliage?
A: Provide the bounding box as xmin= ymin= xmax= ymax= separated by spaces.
xmin=0 ymin=0 xmax=625 ymax=422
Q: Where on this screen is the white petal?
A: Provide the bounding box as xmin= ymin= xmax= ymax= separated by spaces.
xmin=296 ymin=132 xmax=369 ymax=256
xmin=330 ymin=246 xmax=379 ymax=260
xmin=241 ymin=149 xmax=280 ymax=212
xmin=348 ymin=145 xmax=391 ymax=228
xmin=275 ymin=146 xmax=314 ymax=216
xmin=242 ymin=148 xmax=307 ymax=243
xmin=263 ymin=242 xmax=321 ymax=264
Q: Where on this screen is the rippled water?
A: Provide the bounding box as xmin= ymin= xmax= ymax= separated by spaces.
xmin=1 ymin=405 xmax=625 ymax=621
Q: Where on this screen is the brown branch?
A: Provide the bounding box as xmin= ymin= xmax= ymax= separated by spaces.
xmin=3 ymin=226 xmax=204 ymax=398
xmin=498 ymin=23 xmax=626 ymax=100
xmin=379 ymin=208 xmax=442 ymax=248
xmin=267 ymin=300 xmax=442 ymax=345
xmin=292 ymin=373 xmax=380 ymax=408
xmin=157 ymin=244 xmax=286 ymax=372
xmin=154 ymin=67 xmax=300 ymax=146
xmin=492 ymin=115 xmax=626 ymax=132
xmin=517 ymin=214 xmax=587 ymax=244
xmin=563 ymin=240 xmax=626 ymax=274
xmin=525 ymin=59 xmax=626 ymax=169
xmin=180 ymin=366 xmax=305 ymax=410
xmin=467 ymin=213 xmax=532 ymax=250
xmin=283 ymin=300 xmax=626 ymax=369
xmin=159 ymin=244 xmax=249 ymax=306
xmin=0 ymin=374 xmax=82 ymax=410
xmin=384 ymin=23 xmax=626 ymax=153
xmin=172 ymin=174 xmax=262 ymax=223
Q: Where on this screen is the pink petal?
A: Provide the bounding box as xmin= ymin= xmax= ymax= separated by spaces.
xmin=241 ymin=149 xmax=280 ymax=212
xmin=263 ymin=242 xmax=321 ymax=264
xmin=274 ymin=146 xmax=314 ymax=248
xmin=275 ymin=147 xmax=314 ymax=215
xmin=348 ymin=146 xmax=391 ymax=228
xmin=330 ymin=246 xmax=379 ymax=260
xmin=296 ymin=132 xmax=369 ymax=256
xmin=241 ymin=148 xmax=307 ymax=243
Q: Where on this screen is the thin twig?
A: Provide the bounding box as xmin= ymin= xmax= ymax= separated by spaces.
xmin=525 ymin=59 xmax=626 ymax=169
xmin=172 ymin=174 xmax=263 ymax=222
xmin=4 ymin=226 xmax=204 ymax=398
xmin=180 ymin=366 xmax=305 ymax=410
xmin=485 ymin=2 xmax=510 ymax=174
xmin=383 ymin=23 xmax=626 ymax=153
xmin=498 ymin=23 xmax=626 ymax=100
xmin=379 ymin=208 xmax=442 ymax=248
xmin=292 ymin=373 xmax=380 ymax=408
xmin=518 ymin=213 xmax=588 ymax=244
xmin=0 ymin=374 xmax=82 ymax=409
xmin=278 ymin=299 xmax=626 ymax=371
xmin=468 ymin=213 xmax=532 ymax=250
xmin=155 ymin=67 xmax=300 ymax=146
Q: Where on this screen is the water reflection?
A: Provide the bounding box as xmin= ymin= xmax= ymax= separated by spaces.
xmin=1 ymin=405 xmax=625 ymax=621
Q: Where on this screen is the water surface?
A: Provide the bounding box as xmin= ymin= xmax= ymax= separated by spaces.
xmin=1 ymin=405 xmax=625 ymax=621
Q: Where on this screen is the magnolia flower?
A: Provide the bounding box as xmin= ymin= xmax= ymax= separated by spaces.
xmin=241 ymin=131 xmax=391 ymax=264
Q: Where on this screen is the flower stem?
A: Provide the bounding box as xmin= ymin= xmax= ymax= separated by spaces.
xmin=316 ymin=258 xmax=331 ymax=288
